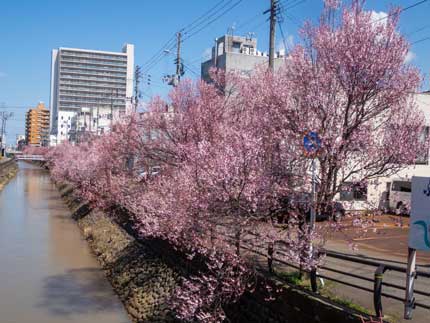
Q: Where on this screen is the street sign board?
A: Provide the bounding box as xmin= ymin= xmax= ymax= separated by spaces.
xmin=303 ymin=132 xmax=321 ymax=155
xmin=408 ymin=176 xmax=430 ymax=251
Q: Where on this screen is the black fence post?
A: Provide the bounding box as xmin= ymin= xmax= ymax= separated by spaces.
xmin=235 ymin=229 xmax=241 ymax=256
xmin=374 ymin=264 xmax=386 ymax=318
xmin=268 ymin=242 xmax=274 ymax=273
xmin=310 ymin=268 xmax=318 ymax=293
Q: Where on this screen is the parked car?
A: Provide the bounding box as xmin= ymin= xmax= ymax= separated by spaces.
xmin=276 ymin=193 xmax=345 ymax=224
xmin=388 ymin=179 xmax=411 ymax=215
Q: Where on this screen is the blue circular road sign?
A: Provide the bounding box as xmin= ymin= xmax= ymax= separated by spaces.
xmin=303 ymin=132 xmax=322 ymax=154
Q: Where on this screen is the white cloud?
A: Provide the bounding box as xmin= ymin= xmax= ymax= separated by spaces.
xmin=405 ymin=51 xmax=416 ymax=63
xmin=277 ymin=35 xmax=295 ymax=52
xmin=370 ymin=10 xmax=388 ymax=27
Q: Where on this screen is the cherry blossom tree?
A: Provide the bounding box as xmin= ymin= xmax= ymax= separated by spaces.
xmin=46 ymin=1 xmax=427 ymax=322
xmin=280 ymin=0 xmax=426 ymax=215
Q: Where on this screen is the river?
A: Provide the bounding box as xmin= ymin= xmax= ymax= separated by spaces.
xmin=0 ymin=162 xmax=130 ymax=323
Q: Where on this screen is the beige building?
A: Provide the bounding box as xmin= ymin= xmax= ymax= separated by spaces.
xmin=201 ymin=34 xmax=285 ymax=82
xmin=25 ymin=102 xmax=50 ymax=146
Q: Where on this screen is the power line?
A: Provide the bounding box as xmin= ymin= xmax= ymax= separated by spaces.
xmin=183 ymin=64 xmax=200 ymax=77
xmin=0 ymin=105 xmax=30 ymax=110
xmin=399 ymin=0 xmax=430 ymax=14
xmin=141 ymin=0 xmax=234 ymax=74
xmin=406 ymin=24 xmax=430 ymax=37
xmin=274 ymin=0 xmax=307 ymax=14
xmin=376 ymin=0 xmax=430 ymax=22
xmin=141 ymin=35 xmax=177 ymax=72
xmin=412 ymin=36 xmax=430 ymax=45
xmin=182 ymin=0 xmax=230 ymax=32
xmin=182 ymin=0 xmax=244 ymax=42
xmin=182 ymin=1 xmax=235 ymax=37
xmin=278 ymin=20 xmax=289 ymax=52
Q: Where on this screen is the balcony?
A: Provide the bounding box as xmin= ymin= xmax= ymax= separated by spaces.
xmin=60 ymin=69 xmax=126 ymax=79
xmin=60 ymin=50 xmax=126 ymax=59
xmin=59 ymin=81 xmax=128 ymax=90
xmin=59 ymin=75 xmax=126 ymax=85
xmin=60 ymin=55 xmax=127 ymax=66
xmin=59 ymin=86 xmax=126 ymax=96
xmin=60 ymin=62 xmax=127 ymax=72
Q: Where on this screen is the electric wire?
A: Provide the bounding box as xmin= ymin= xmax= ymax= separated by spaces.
xmin=182 ymin=0 xmax=243 ymax=42
xmin=375 ymin=0 xmax=430 ymax=22
xmin=182 ymin=1 xmax=235 ymax=37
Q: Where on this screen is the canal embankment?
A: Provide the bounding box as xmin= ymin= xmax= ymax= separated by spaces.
xmin=0 ymin=162 xmax=130 ymax=323
xmin=57 ymin=181 xmax=382 ymax=323
xmin=0 ymin=158 xmax=18 ymax=191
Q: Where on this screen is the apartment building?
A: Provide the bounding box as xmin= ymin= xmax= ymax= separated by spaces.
xmin=49 ymin=44 xmax=134 ymax=144
xmin=201 ymin=34 xmax=285 ymax=82
xmin=25 ymin=102 xmax=50 ymax=147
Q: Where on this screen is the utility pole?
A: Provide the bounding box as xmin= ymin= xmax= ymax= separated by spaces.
xmin=96 ymin=105 xmax=100 ymax=135
xmin=269 ymin=0 xmax=278 ymax=72
xmin=0 ymin=111 xmax=13 ymax=155
xmin=134 ymin=65 xmax=142 ymax=111
xmin=175 ymin=31 xmax=182 ymax=85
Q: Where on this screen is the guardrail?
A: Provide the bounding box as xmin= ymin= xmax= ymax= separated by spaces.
xmin=320 ymin=250 xmax=430 ymax=315
xmin=213 ymin=226 xmax=430 ymax=318
xmin=16 ymin=154 xmax=46 ymax=161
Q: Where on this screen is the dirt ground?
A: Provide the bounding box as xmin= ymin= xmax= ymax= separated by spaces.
xmin=322 ymin=214 xmax=430 ymax=264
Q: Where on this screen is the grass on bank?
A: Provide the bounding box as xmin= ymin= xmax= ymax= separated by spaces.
xmin=274 ymin=270 xmax=398 ymax=323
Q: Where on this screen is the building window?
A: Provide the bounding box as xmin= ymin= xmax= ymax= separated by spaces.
xmin=391 ymin=181 xmax=411 ymax=193
xmin=340 ymin=182 xmax=367 ymax=201
xmin=232 ymin=41 xmax=241 ymax=53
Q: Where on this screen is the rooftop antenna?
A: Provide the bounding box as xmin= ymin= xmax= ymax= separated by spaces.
xmin=227 ymin=23 xmax=236 ymax=36
xmin=246 ymin=32 xmax=255 ymax=41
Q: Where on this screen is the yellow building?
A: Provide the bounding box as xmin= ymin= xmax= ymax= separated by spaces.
xmin=25 ymin=102 xmax=50 ymax=146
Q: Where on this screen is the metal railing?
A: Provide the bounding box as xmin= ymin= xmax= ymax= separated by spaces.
xmin=318 ymin=250 xmax=430 ymax=315
xmin=16 ymin=155 xmax=46 ymax=161
xmin=213 ymin=226 xmax=430 ymax=317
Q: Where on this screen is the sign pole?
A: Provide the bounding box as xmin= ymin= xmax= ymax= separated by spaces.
xmin=404 ymin=176 xmax=430 ymax=319
xmin=303 ymin=132 xmax=321 ymax=291
xmin=404 ymin=247 xmax=416 ymax=320
xmin=310 ymin=158 xmax=316 ymax=231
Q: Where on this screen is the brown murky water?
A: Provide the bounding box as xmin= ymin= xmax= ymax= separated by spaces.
xmin=0 ymin=162 xmax=130 ymax=323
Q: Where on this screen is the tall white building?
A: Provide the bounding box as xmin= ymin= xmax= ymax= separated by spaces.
xmin=49 ymin=44 xmax=134 ymax=144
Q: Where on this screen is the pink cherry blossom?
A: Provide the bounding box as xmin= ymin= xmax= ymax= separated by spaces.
xmin=45 ymin=1 xmax=427 ymax=321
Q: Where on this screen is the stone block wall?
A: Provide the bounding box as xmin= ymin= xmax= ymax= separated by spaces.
xmin=0 ymin=158 xmax=18 ymax=191
xmin=58 ymin=183 xmax=378 ymax=323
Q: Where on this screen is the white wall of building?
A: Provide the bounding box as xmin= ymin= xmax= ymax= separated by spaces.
xmin=49 ymin=49 xmax=59 ymax=135
xmin=337 ymin=92 xmax=430 ymax=211
xmin=55 ymin=110 xmax=76 ymax=144
xmin=124 ymin=43 xmax=134 ymax=114
xmin=49 ymin=44 xmax=134 ymax=145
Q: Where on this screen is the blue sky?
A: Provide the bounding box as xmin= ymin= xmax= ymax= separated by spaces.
xmin=1 ymin=0 xmax=430 ymax=144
